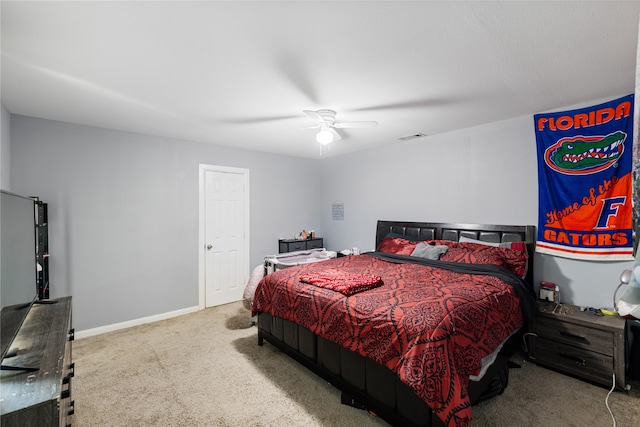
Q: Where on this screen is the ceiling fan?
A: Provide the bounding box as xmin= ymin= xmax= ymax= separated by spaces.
xmin=302 ymin=109 xmax=378 ymax=145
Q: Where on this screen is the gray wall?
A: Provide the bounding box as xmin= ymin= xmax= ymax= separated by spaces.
xmin=319 ymin=115 xmax=634 ymax=310
xmin=1 ymin=103 xmax=10 ymax=189
xmin=9 ymin=115 xmax=322 ymax=330
xmin=8 ymin=111 xmax=635 ymax=332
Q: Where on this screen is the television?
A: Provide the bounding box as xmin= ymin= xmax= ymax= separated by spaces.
xmin=0 ymin=190 xmax=39 ymax=366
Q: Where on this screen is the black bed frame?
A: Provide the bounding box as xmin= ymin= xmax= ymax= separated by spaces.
xmin=257 ymin=220 xmax=536 ymax=427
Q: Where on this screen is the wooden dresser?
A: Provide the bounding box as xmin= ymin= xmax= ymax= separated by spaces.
xmin=531 ymin=300 xmax=628 ymax=390
xmin=1 ymin=297 xmax=74 ymax=426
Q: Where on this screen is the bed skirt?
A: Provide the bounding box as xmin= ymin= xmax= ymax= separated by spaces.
xmin=257 ymin=312 xmax=520 ymax=427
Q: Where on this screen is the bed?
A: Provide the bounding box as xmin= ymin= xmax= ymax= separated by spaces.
xmin=252 ymin=221 xmax=536 ymax=427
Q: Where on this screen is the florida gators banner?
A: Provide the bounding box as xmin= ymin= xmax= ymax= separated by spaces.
xmin=534 ymin=94 xmax=634 ymax=261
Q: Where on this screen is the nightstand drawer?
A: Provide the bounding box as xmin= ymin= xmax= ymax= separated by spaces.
xmin=534 ymin=336 xmax=615 ymax=387
xmin=533 ymin=301 xmax=627 ymax=390
xmin=537 ymin=315 xmax=615 ymax=356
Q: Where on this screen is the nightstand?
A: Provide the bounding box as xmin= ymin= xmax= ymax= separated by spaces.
xmin=531 ymin=301 xmax=628 ymax=390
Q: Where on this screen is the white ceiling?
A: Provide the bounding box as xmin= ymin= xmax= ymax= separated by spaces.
xmin=2 ymin=1 xmax=639 ymax=159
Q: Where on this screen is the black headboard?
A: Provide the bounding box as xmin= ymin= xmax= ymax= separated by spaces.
xmin=375 ymin=220 xmax=536 ymax=284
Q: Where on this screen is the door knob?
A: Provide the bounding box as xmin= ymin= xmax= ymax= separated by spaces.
xmin=206 ymin=244 xmax=213 ymax=250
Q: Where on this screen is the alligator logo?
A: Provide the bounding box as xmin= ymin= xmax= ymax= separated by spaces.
xmin=544 ymin=131 xmax=626 ymax=175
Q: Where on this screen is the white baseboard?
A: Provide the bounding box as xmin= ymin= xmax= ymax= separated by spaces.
xmin=75 ymin=305 xmax=200 ymax=339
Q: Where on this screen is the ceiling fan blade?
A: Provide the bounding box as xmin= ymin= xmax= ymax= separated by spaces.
xmin=334 ymin=121 xmax=378 ymax=129
xmin=217 ymin=114 xmax=299 ymax=124
xmin=303 ymin=109 xmax=325 ymax=122
xmin=330 ymin=128 xmax=343 ymax=141
xmin=351 ymin=98 xmax=452 ymax=112
xmin=299 ymin=124 xmax=320 ymax=130
xmin=275 ymin=53 xmax=317 ymax=103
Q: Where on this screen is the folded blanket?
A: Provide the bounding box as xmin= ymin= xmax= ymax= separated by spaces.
xmin=299 ymin=268 xmax=383 ymax=296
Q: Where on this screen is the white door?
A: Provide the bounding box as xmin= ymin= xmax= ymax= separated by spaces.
xmin=200 ymin=166 xmax=249 ymax=308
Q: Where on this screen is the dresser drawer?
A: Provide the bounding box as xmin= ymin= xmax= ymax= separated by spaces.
xmin=278 ymin=238 xmax=324 ymax=253
xmin=307 ymin=239 xmax=323 ymax=249
xmin=536 ymin=315 xmax=615 ymax=356
xmin=534 ymin=336 xmax=614 ymax=387
xmin=279 ymin=240 xmax=307 ymax=252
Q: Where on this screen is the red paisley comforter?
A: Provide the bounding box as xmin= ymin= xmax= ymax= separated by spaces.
xmin=252 ymin=253 xmax=531 ymax=427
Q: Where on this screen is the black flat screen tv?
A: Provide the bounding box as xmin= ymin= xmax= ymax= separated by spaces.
xmin=0 ymin=190 xmax=38 ymax=363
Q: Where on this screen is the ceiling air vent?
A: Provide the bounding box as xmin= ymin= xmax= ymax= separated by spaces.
xmin=397 ymin=133 xmax=427 ymax=142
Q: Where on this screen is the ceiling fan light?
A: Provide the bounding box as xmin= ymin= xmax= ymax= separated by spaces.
xmin=316 ymin=129 xmax=334 ymax=145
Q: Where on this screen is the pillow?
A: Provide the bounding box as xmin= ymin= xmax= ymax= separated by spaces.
xmin=377 ymin=236 xmax=420 ymax=255
xmin=458 ymin=236 xmax=501 ymax=247
xmin=457 ymin=236 xmax=529 ymax=276
xmin=410 ymin=243 xmax=449 ymax=260
xmin=458 ymin=236 xmax=527 ymax=253
xmin=437 ymin=240 xmax=529 ymax=277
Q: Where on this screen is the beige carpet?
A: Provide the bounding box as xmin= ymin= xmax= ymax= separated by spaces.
xmin=72 ymin=301 xmax=640 ymax=426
